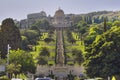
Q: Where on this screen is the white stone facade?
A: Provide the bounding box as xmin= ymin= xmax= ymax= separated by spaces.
xmin=19 ymin=9 xmax=73 ymax=29
xmin=35 ymin=65 xmax=84 ymax=78
xmin=27 ymin=11 xmax=47 ymax=27
xmin=53 ymin=8 xmax=71 ymax=27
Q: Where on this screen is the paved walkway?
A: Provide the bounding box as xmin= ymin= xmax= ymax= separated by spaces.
xmin=56 ymin=27 xmax=64 ymax=66
xmin=35 ymin=28 xmax=84 ymax=80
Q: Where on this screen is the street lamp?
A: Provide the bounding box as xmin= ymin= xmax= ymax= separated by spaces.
xmin=6 ymin=44 xmax=11 ymax=78
xmin=7 ymin=44 xmax=11 ymax=65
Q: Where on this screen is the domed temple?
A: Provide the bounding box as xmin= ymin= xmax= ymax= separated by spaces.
xmin=19 ymin=8 xmax=73 ymax=29
xmin=53 ymin=8 xmax=71 ymax=27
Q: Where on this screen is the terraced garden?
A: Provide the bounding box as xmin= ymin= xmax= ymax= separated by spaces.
xmin=30 ymin=32 xmax=56 ymax=65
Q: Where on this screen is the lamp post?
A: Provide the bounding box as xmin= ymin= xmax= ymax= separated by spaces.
xmin=108 ymin=76 xmax=110 ymax=80
xmin=6 ymin=44 xmax=11 ymax=78
xmin=7 ymin=44 xmax=11 ymax=65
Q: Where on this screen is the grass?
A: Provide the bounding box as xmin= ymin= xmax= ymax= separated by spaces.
xmin=30 ymin=32 xmax=56 ymax=65
xmin=48 ymin=60 xmax=55 ymax=65
xmin=72 ymin=32 xmax=85 ymax=51
xmin=67 ymin=61 xmax=74 ymax=65
xmin=31 ymin=30 xmax=85 ymax=65
xmin=64 ymin=31 xmax=85 ymax=65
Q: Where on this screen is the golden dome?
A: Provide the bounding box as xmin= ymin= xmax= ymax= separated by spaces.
xmin=54 ymin=8 xmax=64 ymax=17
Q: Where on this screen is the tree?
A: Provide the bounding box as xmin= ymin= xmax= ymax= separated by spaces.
xmin=39 ymin=47 xmax=50 ymax=57
xmin=21 ymin=30 xmax=39 ymax=45
xmin=34 ymin=19 xmax=51 ymax=30
xmin=44 ymin=38 xmax=54 ymax=44
xmin=30 ymin=25 xmax=42 ymax=37
xmin=104 ymin=17 xmax=107 ymax=32
xmin=0 ymin=58 xmax=6 ymax=64
xmin=72 ymin=49 xmax=84 ymax=65
xmin=84 ymin=25 xmax=103 ymax=46
xmin=37 ymin=57 xmax=48 ymax=65
xmin=69 ymin=39 xmax=76 ymax=44
xmin=84 ymin=26 xmax=120 ymax=78
xmin=30 ymin=25 xmax=39 ymax=31
xmin=106 ymin=21 xmax=112 ymax=30
xmin=9 ymin=50 xmax=36 ymax=73
xmin=93 ymin=16 xmax=100 ymax=23
xmin=7 ymin=63 xmax=21 ymax=78
xmin=85 ymin=16 xmax=92 ymax=24
xmin=21 ymin=36 xmax=29 ymax=50
xmin=37 ymin=47 xmax=50 ymax=65
xmin=0 ymin=18 xmax=21 ymax=58
xmin=77 ymin=20 xmax=87 ymax=34
xmin=66 ymin=29 xmax=76 ymax=44
xmin=112 ymin=20 xmax=120 ymax=27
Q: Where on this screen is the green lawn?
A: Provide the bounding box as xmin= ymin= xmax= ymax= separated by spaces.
xmin=30 ymin=32 xmax=56 ymax=65
xmin=31 ymin=31 xmax=85 ymax=65
xmin=64 ymin=31 xmax=85 ymax=65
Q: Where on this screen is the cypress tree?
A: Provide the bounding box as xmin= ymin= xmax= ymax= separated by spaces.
xmin=104 ymin=17 xmax=107 ymax=32
xmin=0 ymin=18 xmax=21 ymax=58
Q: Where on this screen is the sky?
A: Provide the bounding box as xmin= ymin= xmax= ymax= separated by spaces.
xmin=0 ymin=0 xmax=120 ymax=24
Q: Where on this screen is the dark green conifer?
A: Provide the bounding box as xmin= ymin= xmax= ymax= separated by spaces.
xmin=104 ymin=17 xmax=107 ymax=32
xmin=0 ymin=18 xmax=21 ymax=58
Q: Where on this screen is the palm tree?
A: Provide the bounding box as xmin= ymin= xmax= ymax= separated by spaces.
xmin=7 ymin=63 xmax=21 ymax=78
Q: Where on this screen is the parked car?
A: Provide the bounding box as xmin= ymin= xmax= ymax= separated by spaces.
xmin=11 ymin=78 xmax=22 ymax=80
xmin=85 ymin=77 xmax=103 ymax=80
xmin=85 ymin=79 xmax=95 ymax=80
xmin=35 ymin=77 xmax=51 ymax=80
xmin=95 ymin=77 xmax=103 ymax=80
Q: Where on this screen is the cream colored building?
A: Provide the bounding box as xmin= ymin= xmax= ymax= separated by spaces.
xmin=19 ymin=9 xmax=73 ymax=29
xmin=53 ymin=8 xmax=71 ymax=27
xmin=27 ymin=11 xmax=47 ymax=27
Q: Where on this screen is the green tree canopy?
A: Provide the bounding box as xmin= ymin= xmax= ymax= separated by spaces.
xmin=37 ymin=57 xmax=48 ymax=65
xmin=21 ymin=30 xmax=39 ymax=40
xmin=21 ymin=30 xmax=39 ymax=45
xmin=112 ymin=20 xmax=120 ymax=27
xmin=34 ymin=19 xmax=51 ymax=30
xmin=0 ymin=18 xmax=21 ymax=58
xmin=9 ymin=50 xmax=36 ymax=73
xmin=77 ymin=21 xmax=88 ymax=34
xmin=84 ymin=25 xmax=103 ymax=46
xmin=7 ymin=63 xmax=21 ymax=78
xmin=72 ymin=49 xmax=84 ymax=65
xmin=84 ymin=26 xmax=120 ymax=78
xmin=39 ymin=47 xmax=50 ymax=57
xmin=44 ymin=38 xmax=54 ymax=44
xmin=21 ymin=36 xmax=29 ymax=50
